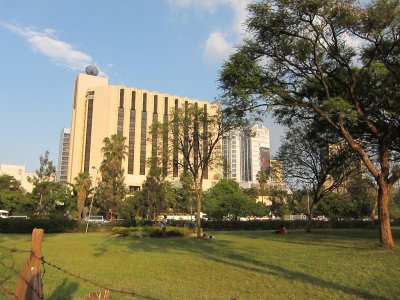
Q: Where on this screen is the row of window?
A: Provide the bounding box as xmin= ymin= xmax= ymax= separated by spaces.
xmin=83 ymin=90 xmax=209 ymax=178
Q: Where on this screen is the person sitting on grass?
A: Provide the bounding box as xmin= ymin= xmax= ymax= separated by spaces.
xmin=273 ymin=225 xmax=287 ymax=235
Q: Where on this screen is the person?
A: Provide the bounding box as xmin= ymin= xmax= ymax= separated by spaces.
xmin=160 ymin=215 xmax=168 ymax=238
xmin=273 ymin=225 xmax=287 ymax=235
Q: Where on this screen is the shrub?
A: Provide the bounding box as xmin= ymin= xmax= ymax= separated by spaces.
xmin=200 ymin=219 xmax=380 ymax=231
xmin=0 ymin=218 xmax=78 ymax=233
xmin=111 ymin=225 xmax=193 ymax=238
xmin=112 ymin=226 xmax=131 ymax=236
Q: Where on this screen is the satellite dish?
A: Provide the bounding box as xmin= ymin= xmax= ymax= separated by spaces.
xmin=85 ymin=65 xmax=99 ymax=76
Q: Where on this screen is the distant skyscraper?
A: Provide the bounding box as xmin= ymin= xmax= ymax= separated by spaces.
xmin=57 ymin=128 xmax=70 ymax=182
xmin=223 ymin=124 xmax=270 ymax=187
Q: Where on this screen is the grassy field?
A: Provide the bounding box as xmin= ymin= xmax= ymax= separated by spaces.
xmin=0 ymin=228 xmax=399 ymax=300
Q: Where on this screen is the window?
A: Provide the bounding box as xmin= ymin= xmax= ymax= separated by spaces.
xmin=117 ymin=89 xmax=124 ymax=136
xmin=128 ymin=92 xmax=136 ymax=174
xmin=140 ymin=93 xmax=147 ymax=175
xmin=84 ymin=98 xmax=94 ymax=173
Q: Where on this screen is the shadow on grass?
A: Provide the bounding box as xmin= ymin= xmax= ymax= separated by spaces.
xmin=220 ymin=228 xmax=400 ymax=250
xmin=109 ymin=229 xmax=397 ymax=299
xmin=201 ymin=254 xmax=389 ymax=300
xmin=47 ymin=278 xmax=79 ymax=300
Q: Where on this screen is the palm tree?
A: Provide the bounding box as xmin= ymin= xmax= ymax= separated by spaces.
xmin=74 ymin=172 xmax=92 ymax=220
xmin=256 ymin=171 xmax=269 ymax=204
xmin=98 ymin=134 xmax=128 ymax=219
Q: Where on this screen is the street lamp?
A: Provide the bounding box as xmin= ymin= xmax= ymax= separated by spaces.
xmin=85 ymin=166 xmax=100 ymax=234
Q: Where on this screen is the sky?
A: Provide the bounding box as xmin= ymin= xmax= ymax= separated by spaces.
xmin=0 ymin=0 xmax=284 ymax=173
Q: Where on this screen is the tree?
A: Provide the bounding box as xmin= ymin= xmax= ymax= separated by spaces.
xmin=140 ymin=163 xmax=171 ymax=220
xmin=96 ymin=134 xmax=128 ymax=219
xmin=219 ymin=0 xmax=400 ymax=248
xmin=0 ymin=175 xmax=33 ymax=215
xmin=153 ymin=103 xmax=236 ymax=237
xmin=256 ymin=170 xmax=269 ymax=203
xmin=203 ymin=179 xmax=256 ymax=220
xmin=73 ymin=172 xmax=92 ymax=220
xmin=277 ymin=122 xmax=358 ymax=231
xmin=268 ymin=186 xmax=291 ymax=217
xmin=29 ymin=151 xmax=57 ymax=216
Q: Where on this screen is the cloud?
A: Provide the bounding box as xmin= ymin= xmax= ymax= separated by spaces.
xmin=167 ymin=0 xmax=250 ymax=65
xmin=1 ymin=22 xmax=107 ymax=76
xmin=203 ymin=30 xmax=233 ymax=64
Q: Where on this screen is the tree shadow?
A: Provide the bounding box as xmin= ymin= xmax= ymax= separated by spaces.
xmin=111 ymin=231 xmax=395 ymax=299
xmin=47 ymin=278 xmax=79 ymax=300
xmin=201 ymin=253 xmax=390 ymax=300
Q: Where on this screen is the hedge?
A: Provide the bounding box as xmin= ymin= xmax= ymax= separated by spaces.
xmin=200 ymin=219 xmax=384 ymax=231
xmin=112 ymin=226 xmax=192 ymax=237
xmin=0 ymin=218 xmax=79 ymax=233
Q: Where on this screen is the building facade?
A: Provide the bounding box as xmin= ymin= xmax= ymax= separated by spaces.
xmin=57 ymin=128 xmax=70 ymax=182
xmin=223 ymin=124 xmax=271 ymax=187
xmin=68 ymin=73 xmax=221 ymax=190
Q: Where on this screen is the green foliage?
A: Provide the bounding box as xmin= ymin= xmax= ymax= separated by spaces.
xmin=0 ymin=217 xmax=78 ymax=233
xmin=112 ymin=226 xmax=131 ymax=236
xmin=0 ymin=174 xmax=34 ymax=215
xmin=96 ymin=134 xmax=128 ymax=217
xmin=203 ymin=179 xmax=268 ymax=220
xmin=219 ymin=0 xmax=400 ymax=246
xmin=200 ymin=219 xmax=379 ymax=231
xmin=111 ymin=225 xmax=192 ymax=237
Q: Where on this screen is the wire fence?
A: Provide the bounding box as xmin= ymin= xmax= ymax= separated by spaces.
xmin=0 ymin=242 xmax=160 ymax=300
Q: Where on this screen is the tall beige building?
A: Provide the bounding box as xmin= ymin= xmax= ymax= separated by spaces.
xmin=68 ymin=72 xmax=220 ymax=191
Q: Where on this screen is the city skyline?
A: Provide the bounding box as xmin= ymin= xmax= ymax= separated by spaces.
xmin=0 ymin=1 xmax=284 ymax=172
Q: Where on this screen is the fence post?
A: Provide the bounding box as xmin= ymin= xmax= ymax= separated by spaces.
xmin=15 ymin=228 xmax=44 ymax=300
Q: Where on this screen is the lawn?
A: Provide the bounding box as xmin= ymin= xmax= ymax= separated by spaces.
xmin=0 ymin=228 xmax=399 ymax=300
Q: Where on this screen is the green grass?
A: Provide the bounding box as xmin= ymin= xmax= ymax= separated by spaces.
xmin=0 ymin=228 xmax=399 ymax=300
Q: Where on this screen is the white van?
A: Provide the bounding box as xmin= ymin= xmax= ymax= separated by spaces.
xmin=0 ymin=210 xmax=9 ymax=218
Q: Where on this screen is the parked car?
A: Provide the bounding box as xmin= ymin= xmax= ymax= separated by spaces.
xmin=8 ymin=215 xmax=29 ymax=219
xmin=0 ymin=210 xmax=9 ymax=218
xmin=85 ymin=215 xmax=108 ymax=223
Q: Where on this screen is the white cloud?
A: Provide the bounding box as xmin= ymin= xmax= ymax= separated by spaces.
xmin=167 ymin=0 xmax=250 ymax=65
xmin=203 ymin=30 xmax=233 ymax=64
xmin=1 ymin=22 xmax=107 ymax=76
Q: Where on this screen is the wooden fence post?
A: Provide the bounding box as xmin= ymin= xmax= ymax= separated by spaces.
xmin=14 ymin=228 xmax=44 ymax=300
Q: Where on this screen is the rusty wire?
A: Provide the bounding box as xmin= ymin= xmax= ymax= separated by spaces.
xmin=0 ymin=244 xmax=43 ymax=300
xmin=0 ymin=243 xmax=160 ymax=300
xmin=39 ymin=255 xmax=160 ymax=300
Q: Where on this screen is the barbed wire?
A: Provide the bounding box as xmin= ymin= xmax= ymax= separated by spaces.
xmin=0 ymin=283 xmax=18 ymax=299
xmin=0 ymin=244 xmax=43 ymax=300
xmin=0 ymin=244 xmax=31 ymax=254
xmin=0 ymin=243 xmax=160 ymax=300
xmin=38 ymin=255 xmax=160 ymax=300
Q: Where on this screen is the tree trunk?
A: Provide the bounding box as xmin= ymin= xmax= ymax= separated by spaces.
xmin=370 ymin=189 xmax=378 ymax=227
xmin=77 ymin=192 xmax=86 ymax=221
xmin=377 ymin=179 xmax=395 ymax=249
xmin=306 ymin=202 xmax=316 ymax=233
xmin=195 ymin=181 xmax=203 ymax=238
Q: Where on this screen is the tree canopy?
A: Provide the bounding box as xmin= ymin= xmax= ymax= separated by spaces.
xmin=219 ymin=0 xmax=400 ymax=248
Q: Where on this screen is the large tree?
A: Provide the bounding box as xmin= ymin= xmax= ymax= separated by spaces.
xmin=29 ymin=150 xmax=57 ymax=216
xmin=219 ymin=0 xmax=400 ymax=248
xmin=97 ymin=134 xmax=128 ymax=219
xmin=153 ymin=103 xmax=235 ymax=237
xmin=277 ymin=122 xmax=358 ymax=231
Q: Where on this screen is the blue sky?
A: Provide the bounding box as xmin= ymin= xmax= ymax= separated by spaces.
xmin=0 ymin=0 xmax=283 ymax=173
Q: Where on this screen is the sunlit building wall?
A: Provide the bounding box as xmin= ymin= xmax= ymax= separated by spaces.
xmin=68 ymin=73 xmax=221 ymax=191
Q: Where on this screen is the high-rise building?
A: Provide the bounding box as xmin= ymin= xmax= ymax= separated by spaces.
xmin=68 ymin=72 xmax=221 ymax=190
xmin=57 ymin=128 xmax=70 ymax=182
xmin=223 ymin=124 xmax=270 ymax=187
